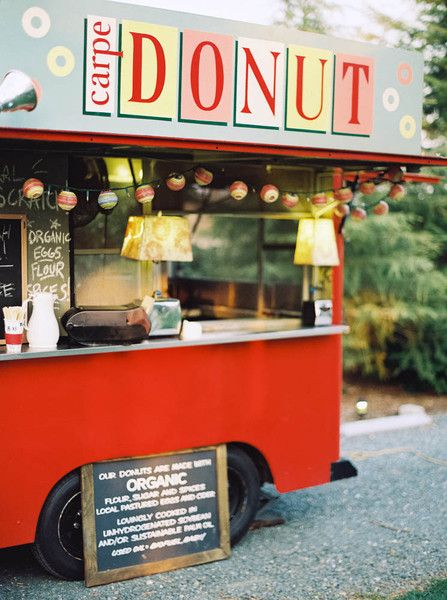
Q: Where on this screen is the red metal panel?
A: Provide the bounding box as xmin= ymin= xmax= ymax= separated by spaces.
xmin=1 ymin=127 xmax=447 ymax=166
xmin=0 ymin=334 xmax=342 ymax=549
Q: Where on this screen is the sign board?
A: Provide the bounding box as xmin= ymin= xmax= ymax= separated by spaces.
xmin=81 ymin=445 xmax=230 ymax=587
xmin=0 ymin=0 xmax=423 ymax=155
xmin=0 ymin=215 xmax=27 ymax=342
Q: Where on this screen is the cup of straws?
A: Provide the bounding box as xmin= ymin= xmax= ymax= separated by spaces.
xmin=3 ymin=306 xmax=25 ymax=354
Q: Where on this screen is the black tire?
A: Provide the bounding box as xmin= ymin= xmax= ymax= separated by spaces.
xmin=33 ymin=470 xmax=84 ymax=580
xmin=33 ymin=447 xmax=260 ymax=579
xmin=227 ymin=446 xmax=260 ymax=546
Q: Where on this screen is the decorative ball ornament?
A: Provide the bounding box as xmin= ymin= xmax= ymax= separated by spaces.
xmin=22 ymin=178 xmax=44 ymax=199
xmin=334 ymin=187 xmax=353 ymax=203
xmin=311 ymin=192 xmax=328 ymax=206
xmin=57 ymin=190 xmax=77 ymax=212
xmin=194 ymin=167 xmax=213 ymax=186
xmin=359 ymin=181 xmax=376 ymax=196
xmin=98 ymin=190 xmax=119 ymax=210
xmin=384 ymin=166 xmax=404 ymax=183
xmin=229 ymin=181 xmax=248 ymax=201
xmin=373 ymin=200 xmax=390 ymax=216
xmin=260 ymin=184 xmax=279 ymax=203
xmin=281 ymin=192 xmax=299 ymax=209
xmin=389 ymin=183 xmax=406 ymax=201
xmin=166 ymin=173 xmax=186 ymax=191
xmin=135 ymin=184 xmax=155 ymax=204
xmin=334 ymin=203 xmax=350 ymax=218
xmin=351 ymin=207 xmax=367 ymax=221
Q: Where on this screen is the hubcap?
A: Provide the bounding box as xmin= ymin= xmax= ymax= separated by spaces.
xmin=57 ymin=492 xmax=83 ymax=560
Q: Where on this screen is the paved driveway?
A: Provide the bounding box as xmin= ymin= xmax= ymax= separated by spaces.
xmin=1 ymin=415 xmax=446 ymax=600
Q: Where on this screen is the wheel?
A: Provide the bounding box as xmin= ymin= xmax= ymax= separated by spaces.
xmin=33 ymin=470 xmax=84 ymax=580
xmin=227 ymin=446 xmax=260 ymax=546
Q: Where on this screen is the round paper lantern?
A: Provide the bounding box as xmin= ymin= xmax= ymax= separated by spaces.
xmin=311 ymin=192 xmax=328 ymax=206
xmin=281 ymin=192 xmax=299 ymax=209
xmin=22 ymin=178 xmax=44 ymax=199
xmin=260 ymin=184 xmax=279 ymax=203
xmin=135 ymin=184 xmax=155 ymax=204
xmin=384 ymin=166 xmax=404 ymax=183
xmin=334 ymin=203 xmax=350 ymax=218
xmin=166 ymin=173 xmax=186 ymax=191
xmin=98 ymin=190 xmax=119 ymax=210
xmin=351 ymin=207 xmax=367 ymax=221
xmin=373 ymin=200 xmax=389 ymax=215
xmin=229 ymin=181 xmax=248 ymax=201
xmin=359 ymin=181 xmax=376 ymax=196
xmin=57 ymin=190 xmax=77 ymax=212
xmin=194 ymin=167 xmax=213 ymax=186
xmin=389 ymin=183 xmax=406 ymax=201
xmin=334 ymin=187 xmax=353 ymax=203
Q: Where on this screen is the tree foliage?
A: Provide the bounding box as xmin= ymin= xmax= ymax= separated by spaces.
xmin=275 ymin=0 xmax=333 ymax=33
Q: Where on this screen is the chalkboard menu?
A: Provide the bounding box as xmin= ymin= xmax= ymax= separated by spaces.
xmin=81 ymin=445 xmax=230 ymax=587
xmin=0 ymin=215 xmax=27 ymax=342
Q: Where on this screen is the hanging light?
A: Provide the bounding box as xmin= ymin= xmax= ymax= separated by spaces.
xmin=0 ymin=70 xmax=41 ymax=113
xmin=294 ymin=219 xmax=339 ymax=266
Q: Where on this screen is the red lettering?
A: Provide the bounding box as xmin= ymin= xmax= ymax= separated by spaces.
xmin=92 ymin=72 xmax=110 ymax=89
xmin=93 ymin=21 xmax=111 ymax=36
xmin=241 ymin=48 xmax=280 ymax=115
xmin=190 ymin=41 xmax=224 ymax=112
xmin=295 ymin=55 xmax=327 ymax=121
xmin=91 ymin=90 xmax=110 ymax=106
xmin=92 ymin=37 xmax=122 ymax=60
xmin=129 ymin=32 xmax=166 ymax=103
xmin=342 ymin=62 xmax=370 ymax=125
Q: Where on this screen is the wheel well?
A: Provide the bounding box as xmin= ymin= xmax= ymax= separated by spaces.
xmin=227 ymin=442 xmax=273 ymax=485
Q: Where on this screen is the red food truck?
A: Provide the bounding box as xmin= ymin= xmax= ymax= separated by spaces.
xmin=1 ymin=0 xmax=446 ymax=583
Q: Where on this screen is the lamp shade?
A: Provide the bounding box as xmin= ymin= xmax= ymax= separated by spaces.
xmin=121 ymin=214 xmax=193 ymax=262
xmin=294 ymin=218 xmax=339 ymax=266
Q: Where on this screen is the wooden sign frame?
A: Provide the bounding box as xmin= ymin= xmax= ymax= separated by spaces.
xmin=81 ymin=445 xmax=230 ymax=587
xmin=0 ymin=214 xmax=27 ymax=345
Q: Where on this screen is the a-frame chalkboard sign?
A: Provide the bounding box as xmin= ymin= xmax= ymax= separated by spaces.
xmin=0 ymin=214 xmax=27 ymax=343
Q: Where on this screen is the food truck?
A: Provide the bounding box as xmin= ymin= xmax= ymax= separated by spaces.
xmin=1 ymin=0 xmax=446 ymax=584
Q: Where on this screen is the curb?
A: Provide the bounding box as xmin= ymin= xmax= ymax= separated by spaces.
xmin=341 ymin=411 xmax=432 ymax=438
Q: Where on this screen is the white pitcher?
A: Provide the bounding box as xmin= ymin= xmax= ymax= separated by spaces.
xmin=23 ymin=292 xmax=59 ymax=349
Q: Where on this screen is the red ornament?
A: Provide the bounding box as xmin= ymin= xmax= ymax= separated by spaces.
xmin=57 ymin=190 xmax=78 ymax=212
xmin=281 ymin=192 xmax=299 ymax=209
xmin=351 ymin=207 xmax=367 ymax=221
xmin=388 ymin=184 xmax=406 ymax=201
xmin=311 ymin=192 xmax=327 ymax=206
xmin=135 ymin=184 xmax=155 ymax=204
xmin=373 ymin=200 xmax=389 ymax=215
xmin=359 ymin=181 xmax=376 ymax=195
xmin=229 ymin=181 xmax=248 ymax=201
xmin=384 ymin=166 xmax=404 ymax=183
xmin=260 ymin=184 xmax=279 ymax=203
xmin=22 ymin=178 xmax=44 ymax=199
xmin=194 ymin=167 xmax=213 ymax=186
xmin=334 ymin=187 xmax=353 ymax=203
xmin=334 ymin=203 xmax=350 ymax=218
xmin=166 ymin=173 xmax=186 ymax=191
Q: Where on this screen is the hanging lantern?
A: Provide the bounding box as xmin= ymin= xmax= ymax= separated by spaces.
xmin=22 ymin=178 xmax=44 ymax=199
xmin=229 ymin=181 xmax=248 ymax=201
xmin=373 ymin=200 xmax=389 ymax=215
xmin=135 ymin=184 xmax=155 ymax=204
xmin=57 ymin=190 xmax=77 ymax=212
xmin=260 ymin=184 xmax=279 ymax=203
xmin=389 ymin=183 xmax=406 ymax=201
xmin=311 ymin=192 xmax=328 ymax=206
xmin=166 ymin=173 xmax=186 ymax=191
xmin=194 ymin=167 xmax=213 ymax=186
xmin=384 ymin=166 xmax=404 ymax=183
xmin=359 ymin=181 xmax=376 ymax=195
xmin=351 ymin=207 xmax=367 ymax=221
xmin=334 ymin=203 xmax=350 ymax=218
xmin=98 ymin=190 xmax=119 ymax=210
xmin=281 ymin=192 xmax=299 ymax=209
xmin=334 ymin=187 xmax=353 ymax=203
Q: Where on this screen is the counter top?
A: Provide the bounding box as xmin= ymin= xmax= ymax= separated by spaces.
xmin=0 ymin=319 xmax=349 ymax=362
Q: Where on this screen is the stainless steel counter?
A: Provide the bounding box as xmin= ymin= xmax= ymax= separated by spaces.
xmin=0 ymin=319 xmax=349 ymax=363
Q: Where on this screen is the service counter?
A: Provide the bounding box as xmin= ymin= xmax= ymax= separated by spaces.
xmin=0 ymin=319 xmax=348 ymax=362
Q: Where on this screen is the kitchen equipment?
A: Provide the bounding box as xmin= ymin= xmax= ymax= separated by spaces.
xmin=144 ymin=295 xmax=182 ymax=337
xmin=61 ymin=306 xmax=151 ymax=346
xmin=23 ymin=292 xmax=59 ymax=349
xmin=301 ymin=299 xmax=333 ymax=327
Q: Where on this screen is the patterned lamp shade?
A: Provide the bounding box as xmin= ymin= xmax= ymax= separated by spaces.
xmin=294 ymin=218 xmax=339 ymax=266
xmin=121 ymin=214 xmax=193 ymax=262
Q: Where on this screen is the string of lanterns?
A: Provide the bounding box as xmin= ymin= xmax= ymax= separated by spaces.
xmin=21 ymin=164 xmax=407 ymax=219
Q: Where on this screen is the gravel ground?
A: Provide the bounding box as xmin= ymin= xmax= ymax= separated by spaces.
xmin=1 ymin=415 xmax=446 ymax=600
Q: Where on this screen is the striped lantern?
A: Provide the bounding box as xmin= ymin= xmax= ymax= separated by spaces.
xmin=311 ymin=192 xmax=328 ymax=206
xmin=166 ymin=173 xmax=186 ymax=191
xmin=98 ymin=190 xmax=119 ymax=210
xmin=194 ymin=167 xmax=213 ymax=186
xmin=57 ymin=190 xmax=77 ymax=212
xmin=22 ymin=178 xmax=44 ymax=199
xmin=281 ymin=192 xmax=299 ymax=209
xmin=260 ymin=184 xmax=279 ymax=203
xmin=135 ymin=184 xmax=155 ymax=204
xmin=229 ymin=181 xmax=248 ymax=201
